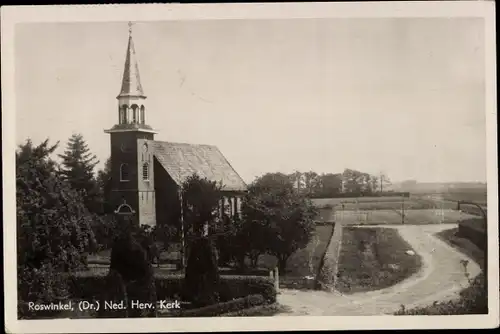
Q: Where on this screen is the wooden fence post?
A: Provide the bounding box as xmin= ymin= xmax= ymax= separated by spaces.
xmin=274 ymin=267 xmax=280 ymax=293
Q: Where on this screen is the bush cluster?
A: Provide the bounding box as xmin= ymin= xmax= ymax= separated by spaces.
xmin=395 ymin=273 xmax=487 ymax=315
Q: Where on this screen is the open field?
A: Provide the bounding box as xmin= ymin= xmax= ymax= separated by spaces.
xmin=414 ymin=189 xmax=487 ymax=206
xmin=335 ymin=226 xmax=422 ymax=293
xmin=312 ymin=196 xmax=409 ymax=208
xmin=327 ymin=209 xmax=478 ymax=225
xmin=312 ymin=196 xmax=455 ymax=212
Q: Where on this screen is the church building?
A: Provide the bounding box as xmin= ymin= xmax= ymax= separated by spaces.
xmin=104 ymin=24 xmax=247 ymax=228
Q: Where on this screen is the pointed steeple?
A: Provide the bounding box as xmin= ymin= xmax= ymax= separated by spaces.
xmin=106 ymin=22 xmax=156 ymax=135
xmin=118 ymin=22 xmax=145 ymax=98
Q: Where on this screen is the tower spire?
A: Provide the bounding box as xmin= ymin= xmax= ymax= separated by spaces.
xmin=106 ymin=22 xmax=156 ymax=135
xmin=118 ymin=21 xmax=144 ymax=98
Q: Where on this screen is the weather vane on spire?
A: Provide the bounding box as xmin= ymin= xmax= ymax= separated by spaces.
xmin=128 ymin=21 xmax=133 ymax=35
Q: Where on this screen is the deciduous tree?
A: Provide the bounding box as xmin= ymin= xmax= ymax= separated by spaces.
xmin=181 ymin=174 xmax=223 ymax=239
xmin=242 ymin=173 xmax=318 ymax=273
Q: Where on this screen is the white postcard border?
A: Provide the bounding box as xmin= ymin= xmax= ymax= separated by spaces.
xmin=2 ymin=2 xmax=498 ymax=333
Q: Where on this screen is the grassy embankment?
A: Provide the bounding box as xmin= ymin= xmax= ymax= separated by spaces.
xmin=335 ymin=227 xmax=422 ymax=293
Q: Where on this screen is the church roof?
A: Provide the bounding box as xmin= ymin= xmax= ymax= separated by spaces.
xmin=151 ymin=141 xmax=247 ymax=192
xmin=118 ymin=32 xmax=145 ymax=98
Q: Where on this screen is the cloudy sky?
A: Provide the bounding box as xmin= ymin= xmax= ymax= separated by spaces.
xmin=15 ymin=18 xmax=486 ymax=183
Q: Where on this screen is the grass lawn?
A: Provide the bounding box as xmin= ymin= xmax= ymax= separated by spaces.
xmin=335 ymin=227 xmax=422 ymax=293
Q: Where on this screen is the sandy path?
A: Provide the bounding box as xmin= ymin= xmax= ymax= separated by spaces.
xmin=277 ymin=224 xmax=481 ymax=316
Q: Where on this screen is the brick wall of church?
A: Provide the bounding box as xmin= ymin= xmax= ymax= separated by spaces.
xmin=109 ymin=132 xmax=155 ymax=226
xmin=137 ymin=139 xmax=156 ymax=227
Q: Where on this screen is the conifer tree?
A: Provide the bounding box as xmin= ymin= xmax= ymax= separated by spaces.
xmin=96 ymin=157 xmax=113 ymax=214
xmin=58 ymin=133 xmax=100 ymax=213
xmin=17 ymin=139 xmax=96 ymax=318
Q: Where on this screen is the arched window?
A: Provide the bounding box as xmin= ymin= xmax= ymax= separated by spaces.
xmin=142 ymin=162 xmax=149 ymax=181
xmin=140 ymin=105 xmax=145 ymax=124
xmin=131 ymin=104 xmax=138 ymax=123
xmin=120 ymin=163 xmax=130 ymax=182
xmin=120 ymin=105 xmax=128 ymax=124
xmin=115 ymin=202 xmax=135 ymax=214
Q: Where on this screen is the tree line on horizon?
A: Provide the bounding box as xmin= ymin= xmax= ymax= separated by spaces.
xmin=285 ymin=169 xmax=392 ymax=198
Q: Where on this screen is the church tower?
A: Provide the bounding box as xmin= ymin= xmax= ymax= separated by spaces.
xmin=105 ymin=22 xmax=157 ymax=227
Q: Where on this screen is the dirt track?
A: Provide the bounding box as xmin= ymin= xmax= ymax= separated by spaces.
xmin=277 ymin=224 xmax=481 ymax=316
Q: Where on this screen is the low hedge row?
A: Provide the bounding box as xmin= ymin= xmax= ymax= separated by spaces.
xmin=68 ymin=272 xmax=276 ymax=304
xmin=222 ymin=303 xmax=285 ymax=317
xmin=164 ymin=294 xmax=265 ymax=317
xmin=457 ymin=219 xmax=486 ymax=251
xmin=316 ymin=223 xmax=343 ymax=291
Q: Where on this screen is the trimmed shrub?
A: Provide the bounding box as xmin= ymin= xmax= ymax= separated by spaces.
xmin=108 ymin=230 xmax=157 ymax=317
xmin=183 ymin=237 xmax=220 ymax=307
xmin=109 ymin=231 xmax=153 ymax=282
xmin=170 ymin=294 xmax=265 ymax=317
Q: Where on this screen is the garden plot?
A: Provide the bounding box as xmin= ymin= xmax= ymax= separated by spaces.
xmin=335 ymin=226 xmax=422 ymax=293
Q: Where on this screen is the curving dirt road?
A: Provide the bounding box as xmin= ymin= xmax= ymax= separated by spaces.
xmin=277 ymin=224 xmax=481 ymax=316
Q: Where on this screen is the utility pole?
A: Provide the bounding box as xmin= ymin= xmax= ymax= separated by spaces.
xmin=402 ymin=195 xmax=405 ymax=224
xmin=380 ymin=172 xmax=383 ymax=192
xmin=179 ymin=189 xmax=185 ymax=270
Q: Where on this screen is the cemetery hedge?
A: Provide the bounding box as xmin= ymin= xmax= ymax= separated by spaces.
xmin=164 ymin=294 xmax=266 ymax=317
xmin=69 ymin=272 xmax=277 ymax=305
xmin=221 ymin=303 xmax=287 ymax=316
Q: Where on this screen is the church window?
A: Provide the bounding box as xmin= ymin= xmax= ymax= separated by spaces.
xmin=120 ymin=106 xmax=128 ymax=124
xmin=142 ymin=162 xmax=149 ymax=181
xmin=131 ymin=104 xmax=138 ymax=123
xmin=140 ymin=105 xmax=145 ymax=124
xmin=120 ymin=163 xmax=130 ymax=182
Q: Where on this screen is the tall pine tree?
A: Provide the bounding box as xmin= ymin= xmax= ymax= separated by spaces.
xmin=96 ymin=157 xmax=113 ymax=214
xmin=58 ymin=133 xmax=100 ymax=213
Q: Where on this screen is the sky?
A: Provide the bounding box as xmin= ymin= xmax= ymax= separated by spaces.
xmin=15 ymin=18 xmax=487 ymax=184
